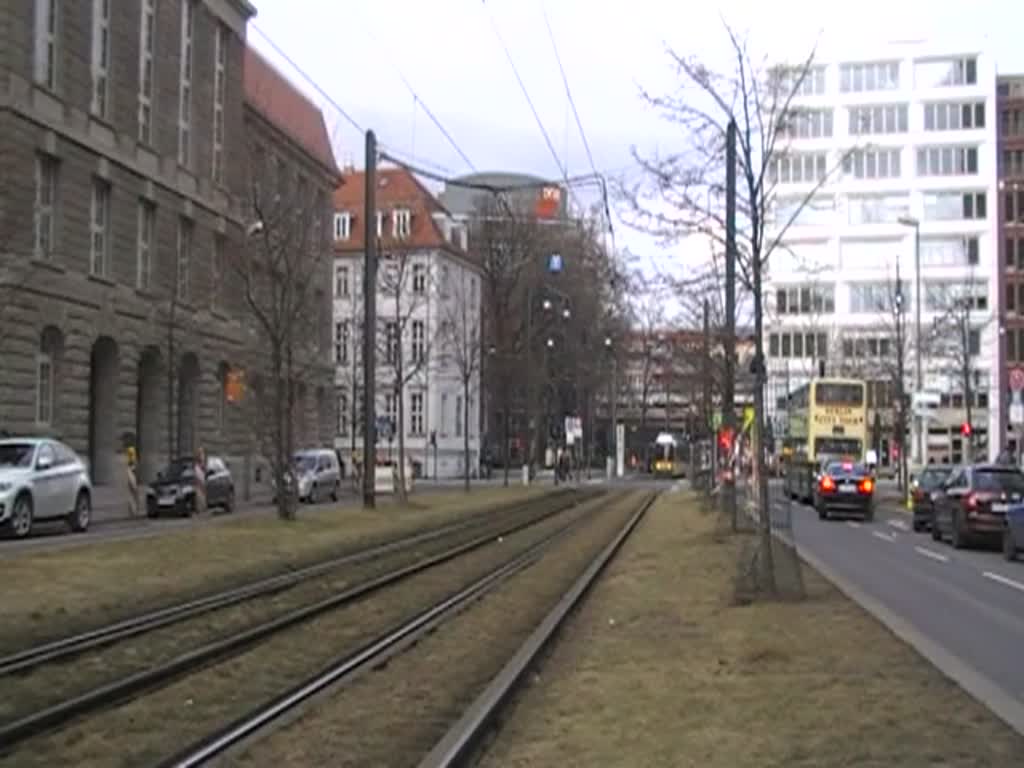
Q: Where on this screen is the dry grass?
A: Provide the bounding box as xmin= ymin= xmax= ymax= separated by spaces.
xmin=0 ymin=486 xmax=548 ymax=654
xmin=1 ymin=492 xmax=617 ymax=768
xmin=480 ymin=491 xmax=1024 ymax=768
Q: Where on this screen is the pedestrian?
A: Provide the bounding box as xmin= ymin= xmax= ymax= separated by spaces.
xmin=125 ymin=445 xmax=139 ymax=517
xmin=194 ymin=447 xmax=208 ymax=515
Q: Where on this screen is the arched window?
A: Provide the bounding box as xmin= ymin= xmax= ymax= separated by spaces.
xmin=37 ymin=326 xmax=63 ymax=427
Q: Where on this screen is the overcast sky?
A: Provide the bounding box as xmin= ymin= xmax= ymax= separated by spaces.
xmin=250 ymin=0 xmax=1024 ymax=301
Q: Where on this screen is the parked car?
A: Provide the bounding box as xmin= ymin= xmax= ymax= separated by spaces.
xmin=931 ymin=464 xmax=1024 ymax=549
xmin=1003 ymin=502 xmax=1024 ymax=561
xmin=0 ymin=438 xmax=92 ymax=538
xmin=910 ymin=465 xmax=954 ymax=532
xmin=813 ymin=460 xmax=875 ymax=521
xmin=291 ymin=449 xmax=341 ymax=503
xmin=146 ymin=455 xmax=234 ymax=518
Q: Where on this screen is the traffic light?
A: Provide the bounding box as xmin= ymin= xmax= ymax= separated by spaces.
xmin=961 ymin=422 xmax=972 ymax=437
xmin=718 ymin=426 xmax=734 ymax=453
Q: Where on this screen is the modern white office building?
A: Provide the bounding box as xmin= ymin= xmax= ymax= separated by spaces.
xmin=764 ymin=44 xmax=1000 ymax=467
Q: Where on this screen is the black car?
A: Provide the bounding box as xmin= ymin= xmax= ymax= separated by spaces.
xmin=813 ymin=460 xmax=875 ymax=521
xmin=931 ymin=464 xmax=1024 ymax=549
xmin=146 ymin=456 xmax=235 ymax=518
xmin=910 ymin=465 xmax=954 ymax=532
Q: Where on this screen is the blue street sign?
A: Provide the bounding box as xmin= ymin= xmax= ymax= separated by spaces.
xmin=547 ymin=253 xmax=563 ymax=273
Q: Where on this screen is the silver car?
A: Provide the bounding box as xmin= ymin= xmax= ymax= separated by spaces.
xmin=0 ymin=438 xmax=92 ymax=539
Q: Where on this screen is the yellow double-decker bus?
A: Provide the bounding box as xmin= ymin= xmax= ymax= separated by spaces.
xmin=783 ymin=378 xmax=868 ymax=503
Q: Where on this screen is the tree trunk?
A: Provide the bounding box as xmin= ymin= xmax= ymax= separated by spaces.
xmin=463 ymin=376 xmax=471 ymax=492
xmin=502 ymin=406 xmax=510 ymax=487
xmin=752 ymin=252 xmax=777 ymax=596
xmin=271 ymin=351 xmax=290 ymax=521
xmin=962 ymin=315 xmax=974 ymax=461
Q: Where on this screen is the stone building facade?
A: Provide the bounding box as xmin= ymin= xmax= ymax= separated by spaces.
xmin=0 ymin=0 xmax=338 ymax=505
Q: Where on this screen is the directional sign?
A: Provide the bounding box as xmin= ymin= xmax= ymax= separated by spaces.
xmin=547 ymin=253 xmax=563 ymax=274
xmin=1011 ymin=367 xmax=1024 ymax=392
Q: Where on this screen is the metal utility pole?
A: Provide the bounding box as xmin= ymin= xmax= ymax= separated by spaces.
xmin=914 ymin=224 xmax=924 ymax=467
xmin=702 ymin=298 xmax=713 ymax=490
xmin=723 ymin=119 xmax=738 ymax=529
xmin=894 ymin=260 xmax=908 ymax=493
xmin=362 ymin=131 xmax=378 ymax=508
xmin=524 ymin=284 xmax=533 ymax=484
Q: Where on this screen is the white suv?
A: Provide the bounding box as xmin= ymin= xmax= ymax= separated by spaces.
xmin=0 ymin=438 xmax=93 ymax=538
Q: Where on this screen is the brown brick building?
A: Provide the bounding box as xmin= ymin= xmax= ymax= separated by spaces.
xmin=0 ymin=0 xmax=338 ymax=505
xmin=998 ymin=75 xmax=1024 ymax=454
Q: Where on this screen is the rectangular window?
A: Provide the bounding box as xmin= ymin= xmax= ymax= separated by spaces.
xmin=176 ymin=218 xmax=193 ymax=301
xmin=34 ymin=0 xmax=58 ymax=90
xmin=840 ymin=61 xmax=899 ymax=93
xmin=211 ymin=235 xmax=224 ymax=310
xmin=34 ymin=154 xmax=57 ymax=260
xmin=376 ymin=211 xmax=384 ymax=238
xmin=922 ymin=191 xmax=986 ymax=221
xmin=138 ymin=0 xmax=156 ymax=143
xmin=842 ymin=149 xmax=902 ymax=180
xmin=136 ymin=201 xmax=155 ymax=290
xmin=849 ymin=282 xmax=893 ymax=313
xmin=769 ymin=334 xmax=779 ymax=357
xmin=337 ymin=393 xmax=349 ymax=436
xmin=36 ymin=355 xmax=53 ymax=425
xmin=847 ymin=194 xmax=909 ymax=225
xmin=90 ymin=179 xmax=110 ymax=277
xmin=456 ymin=395 xmax=464 ymax=437
xmin=393 ymin=209 xmax=412 ymax=238
xmin=412 ymin=263 xmax=426 ymax=294
xmin=410 ymin=392 xmax=425 ymax=436
xmin=385 ymin=393 xmax=397 ymax=432
xmin=848 ymin=104 xmax=908 ymax=135
xmin=212 ymin=23 xmax=227 ymax=184
xmin=335 ymin=264 xmax=350 ymax=297
xmin=385 ymin=321 xmax=398 ymax=364
xmin=90 ymin=0 xmax=110 ymax=118
xmin=771 ymin=152 xmax=828 ymax=184
xmin=335 ymin=320 xmax=349 ymax=364
xmin=781 ymin=108 xmax=833 ymax=139
xmin=914 ymin=57 xmax=978 ymax=88
xmin=334 ymin=212 xmax=351 ymax=241
xmin=412 ymin=320 xmax=426 ymax=364
xmin=915 ymin=146 xmax=978 ymax=177
xmin=919 ymin=236 xmax=979 ymax=267
xmin=178 ymin=0 xmax=195 ymax=167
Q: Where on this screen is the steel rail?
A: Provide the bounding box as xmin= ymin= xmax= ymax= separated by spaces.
xmin=418 ymin=491 xmax=658 ymax=768
xmin=0 ymin=491 xmax=592 ymax=748
xmin=161 ymin=494 xmax=623 ymax=768
xmin=0 ymin=489 xmax=582 ymax=677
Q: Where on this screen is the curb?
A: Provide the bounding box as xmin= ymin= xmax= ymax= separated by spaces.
xmin=763 ymin=509 xmax=1024 ymax=738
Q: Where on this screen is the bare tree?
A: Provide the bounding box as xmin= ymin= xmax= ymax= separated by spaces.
xmin=378 ymin=246 xmax=431 ymax=503
xmin=437 ymin=266 xmax=482 ymax=491
xmin=232 ymin=160 xmax=329 ymax=521
xmin=620 ymin=23 xmax=861 ymax=597
xmin=932 ymin=275 xmax=990 ymax=461
xmin=629 ymin=287 xmax=664 ymax=446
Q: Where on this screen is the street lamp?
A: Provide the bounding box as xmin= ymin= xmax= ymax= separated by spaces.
xmin=898 ymin=215 xmax=924 ymax=467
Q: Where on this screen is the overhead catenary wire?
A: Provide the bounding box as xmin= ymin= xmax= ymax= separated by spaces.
xmin=481 ymin=1 xmax=583 ymax=214
xmin=540 ymin=4 xmax=617 ymax=254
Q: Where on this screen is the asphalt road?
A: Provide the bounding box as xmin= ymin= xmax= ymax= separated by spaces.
xmin=774 ymin=487 xmax=1024 ymax=717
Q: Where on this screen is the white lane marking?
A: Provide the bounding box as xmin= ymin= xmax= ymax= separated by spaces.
xmin=914 ymin=546 xmax=949 ymax=563
xmin=873 ymin=530 xmax=897 ymax=543
xmin=846 ymin=521 xmax=861 ymax=529
xmin=888 ymin=519 xmax=910 ymax=531
xmin=983 ymin=571 xmax=1024 ymax=594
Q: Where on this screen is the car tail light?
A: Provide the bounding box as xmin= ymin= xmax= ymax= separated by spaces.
xmin=912 ymin=488 xmax=924 ymax=501
xmin=820 ymin=475 xmax=836 ymax=492
xmin=859 ymin=477 xmax=874 ymax=494
xmin=965 ymin=493 xmax=978 ymax=511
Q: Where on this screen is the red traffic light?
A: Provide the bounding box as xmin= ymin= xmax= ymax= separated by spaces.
xmin=718 ymin=427 xmax=734 ymax=451
xmin=961 ymin=422 xmax=972 ymax=437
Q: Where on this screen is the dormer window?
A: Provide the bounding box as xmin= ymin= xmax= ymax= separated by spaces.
xmin=376 ymin=210 xmax=384 ymax=238
xmin=393 ymin=208 xmax=412 ymax=239
xmin=333 ymin=212 xmax=351 ymax=241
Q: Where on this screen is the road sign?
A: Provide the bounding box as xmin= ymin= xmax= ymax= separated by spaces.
xmin=547 ymin=253 xmax=563 ymax=273
xmin=1011 ymin=367 xmax=1024 ymax=392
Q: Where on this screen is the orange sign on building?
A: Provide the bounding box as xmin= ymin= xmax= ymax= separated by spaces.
xmin=535 ymin=185 xmax=562 ymax=219
xmin=225 ymin=369 xmax=245 ymax=403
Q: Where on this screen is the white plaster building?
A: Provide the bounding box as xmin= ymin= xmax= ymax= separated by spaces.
xmin=332 ymin=167 xmax=483 ymax=479
xmin=764 ymin=44 xmax=1000 ymax=466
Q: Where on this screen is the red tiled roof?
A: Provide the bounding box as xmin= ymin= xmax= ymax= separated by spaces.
xmin=243 ymin=46 xmax=338 ymax=175
xmin=333 ymin=166 xmax=457 ymax=252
